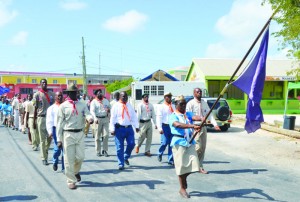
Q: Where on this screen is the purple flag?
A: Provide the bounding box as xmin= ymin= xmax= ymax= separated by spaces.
xmin=232 ymin=27 xmax=269 ymax=133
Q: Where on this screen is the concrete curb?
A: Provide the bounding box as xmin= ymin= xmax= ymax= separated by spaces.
xmin=232 ymin=117 xmax=300 ymax=139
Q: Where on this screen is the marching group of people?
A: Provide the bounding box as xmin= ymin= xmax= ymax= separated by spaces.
xmin=2 ymin=78 xmax=221 ymax=198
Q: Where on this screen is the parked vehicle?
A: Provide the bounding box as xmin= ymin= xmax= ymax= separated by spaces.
xmin=157 ymin=96 xmax=232 ymax=132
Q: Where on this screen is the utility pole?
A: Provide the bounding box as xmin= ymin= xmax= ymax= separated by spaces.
xmin=82 ymin=37 xmax=87 ymax=95
xmin=99 ymin=52 xmax=101 ymax=83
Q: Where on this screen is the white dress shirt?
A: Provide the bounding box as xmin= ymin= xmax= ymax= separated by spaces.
xmin=156 ymin=102 xmax=175 ymax=131
xmin=137 ymin=101 xmax=156 ymax=125
xmin=109 ymin=101 xmax=139 ymax=132
xmin=46 ymin=103 xmax=60 ymax=135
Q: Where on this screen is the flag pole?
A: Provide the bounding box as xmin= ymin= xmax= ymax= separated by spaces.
xmin=189 ymin=8 xmax=279 ymax=143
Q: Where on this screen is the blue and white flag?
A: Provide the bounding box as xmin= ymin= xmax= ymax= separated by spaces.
xmin=232 ymin=27 xmax=269 ymax=133
xmin=0 ymin=86 xmax=10 ymax=95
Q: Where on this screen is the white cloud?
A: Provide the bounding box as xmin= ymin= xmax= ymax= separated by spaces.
xmin=10 ymin=31 xmax=28 ymax=46
xmin=0 ymin=0 xmax=18 ymax=27
xmin=59 ymin=0 xmax=87 ymax=11
xmin=103 ymin=10 xmax=148 ymax=34
xmin=205 ymin=0 xmax=275 ymax=58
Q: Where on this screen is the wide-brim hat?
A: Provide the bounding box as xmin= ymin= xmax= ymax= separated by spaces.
xmin=94 ymin=89 xmax=102 ymax=95
xmin=164 ymin=92 xmax=172 ymax=97
xmin=175 ymin=95 xmax=185 ymax=101
xmin=64 ymin=84 xmax=78 ymax=92
xmin=142 ymin=93 xmax=149 ymax=98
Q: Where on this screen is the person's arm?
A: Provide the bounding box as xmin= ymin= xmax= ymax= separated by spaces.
xmin=156 ymin=105 xmax=163 ymax=133
xmin=109 ymin=104 xmax=117 ymax=135
xmin=129 ymin=104 xmax=139 ymax=133
xmin=46 ymin=106 xmax=53 ymax=137
xmin=56 ymin=105 xmax=64 ymax=148
xmin=150 ymin=103 xmax=157 ymax=129
xmin=89 ymin=100 xmax=97 ymax=124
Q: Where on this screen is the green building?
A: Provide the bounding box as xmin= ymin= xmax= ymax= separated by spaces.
xmin=185 ymin=58 xmax=300 ymax=114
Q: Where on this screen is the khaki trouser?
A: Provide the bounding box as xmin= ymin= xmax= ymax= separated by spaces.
xmin=63 ymin=130 xmax=85 ymax=184
xmin=194 ymin=127 xmax=207 ymax=168
xmin=28 ymin=118 xmax=39 ymax=148
xmin=37 ymin=117 xmax=52 ymax=160
xmin=95 ymin=117 xmax=109 ymax=153
xmin=137 ymin=121 xmax=153 ymax=152
xmin=13 ymin=109 xmax=19 ymax=129
xmin=84 ymin=121 xmax=95 ymax=137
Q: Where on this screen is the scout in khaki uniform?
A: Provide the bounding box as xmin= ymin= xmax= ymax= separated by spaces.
xmin=25 ymin=94 xmax=39 ymax=151
xmin=135 ymin=93 xmax=157 ymax=156
xmin=56 ymin=84 xmax=94 ymax=190
xmin=90 ymin=89 xmax=111 ymax=157
xmin=186 ymin=88 xmax=220 ymax=174
xmin=33 ymin=79 xmax=55 ymax=165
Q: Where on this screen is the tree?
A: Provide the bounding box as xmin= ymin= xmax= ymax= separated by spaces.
xmin=105 ymin=77 xmax=134 ymax=95
xmin=263 ymin=0 xmax=300 ymax=80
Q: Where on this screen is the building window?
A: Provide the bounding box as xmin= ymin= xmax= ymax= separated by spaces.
xmin=53 ymin=80 xmax=58 ymax=84
xmin=68 ymin=80 xmax=77 ymax=85
xmin=32 ymin=79 xmax=37 ymax=84
xmin=158 ymin=85 xmax=164 ymax=95
xmin=17 ymin=78 xmax=21 ymax=84
xmin=151 ymin=85 xmax=157 ymax=96
xmin=20 ymin=88 xmax=33 ymax=94
xmin=144 ymin=86 xmax=150 ymax=95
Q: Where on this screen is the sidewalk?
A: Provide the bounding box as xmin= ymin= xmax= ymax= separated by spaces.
xmin=233 ymin=114 xmax=300 ymax=139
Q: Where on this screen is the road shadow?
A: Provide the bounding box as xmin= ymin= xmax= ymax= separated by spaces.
xmin=81 ymin=168 xmax=133 ymax=175
xmin=189 ymin=188 xmax=286 ymax=201
xmin=78 ymin=180 xmax=164 ymax=189
xmin=204 ymin=160 xmax=230 ymax=164
xmin=207 ymin=127 xmax=245 ymax=133
xmin=0 ymin=195 xmax=38 ymax=201
xmin=84 ymin=159 xmax=117 ymax=163
xmin=130 ymin=165 xmax=173 ymax=170
xmin=209 ymin=168 xmax=268 ymax=174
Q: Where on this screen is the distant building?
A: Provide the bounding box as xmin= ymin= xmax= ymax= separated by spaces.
xmin=185 ymin=58 xmax=299 ymax=114
xmin=167 ymin=66 xmax=189 ymax=81
xmin=0 ymin=71 xmax=132 ymax=99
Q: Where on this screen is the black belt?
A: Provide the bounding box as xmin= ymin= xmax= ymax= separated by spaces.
xmin=140 ymin=119 xmax=150 ymax=123
xmin=115 ymin=124 xmax=132 ymax=128
xmin=96 ymin=116 xmax=106 ymax=118
xmin=173 ymin=134 xmax=184 ymax=138
xmin=162 ymin=123 xmax=169 ymax=126
xmin=38 ymin=115 xmax=46 ymax=117
xmin=64 ymin=129 xmax=82 ymax=133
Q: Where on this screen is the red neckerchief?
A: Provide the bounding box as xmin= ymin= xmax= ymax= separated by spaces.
xmin=40 ymin=89 xmax=50 ymax=103
xmin=164 ymin=101 xmax=174 ymax=113
xmin=55 ymin=101 xmax=60 ymax=106
xmin=66 ymin=97 xmax=78 ymax=115
xmin=143 ymin=100 xmax=150 ymax=112
xmin=119 ymin=100 xmax=130 ymax=120
xmin=95 ymin=97 xmax=103 ymax=105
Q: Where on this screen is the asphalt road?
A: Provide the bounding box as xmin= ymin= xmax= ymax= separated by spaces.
xmin=1 ymin=123 xmax=300 ymax=202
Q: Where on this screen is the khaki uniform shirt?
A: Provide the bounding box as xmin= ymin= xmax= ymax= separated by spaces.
xmin=137 ymin=101 xmax=156 ymax=125
xmin=186 ymin=98 xmax=217 ymax=126
xmin=56 ymin=100 xmax=93 ymax=142
xmin=90 ymin=98 xmax=111 ymax=119
xmin=25 ymin=101 xmax=35 ymax=118
xmin=33 ymin=90 xmax=55 ymax=116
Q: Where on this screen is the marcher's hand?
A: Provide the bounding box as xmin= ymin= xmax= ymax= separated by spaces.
xmin=49 ymin=133 xmax=53 ymax=138
xmin=89 ymin=118 xmax=94 ymax=124
xmin=57 ymin=141 xmax=63 ymax=148
xmin=193 ymin=124 xmax=201 ymax=131
xmin=33 ymin=122 xmax=36 ymax=129
xmin=155 ymin=125 xmax=158 ymax=129
xmin=135 ymin=128 xmax=140 ymax=133
xmin=214 ymin=125 xmax=221 ymax=131
xmin=110 ymin=132 xmax=115 ymax=136
xmin=159 ymin=129 xmax=163 ymax=134
xmin=95 ymin=119 xmax=99 ymax=124
xmin=26 ymin=123 xmax=28 ymax=128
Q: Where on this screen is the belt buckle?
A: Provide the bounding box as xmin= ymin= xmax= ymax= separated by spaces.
xmin=125 ymin=125 xmax=129 ymax=128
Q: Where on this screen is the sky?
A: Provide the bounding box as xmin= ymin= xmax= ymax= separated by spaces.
xmin=0 ymin=0 xmax=287 ymax=79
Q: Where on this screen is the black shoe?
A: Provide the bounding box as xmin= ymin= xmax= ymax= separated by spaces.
xmin=157 ymin=155 xmax=162 ymax=162
xmin=53 ymin=164 xmax=58 ymax=171
xmin=42 ymin=160 xmax=49 ymax=166
xmin=97 ymin=152 xmax=102 ymax=157
xmin=75 ymin=173 xmax=81 ymax=182
xmin=124 ymin=159 xmax=130 ymax=165
xmin=103 ymin=151 xmax=109 ymax=157
xmin=118 ymin=166 xmax=124 ymax=170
